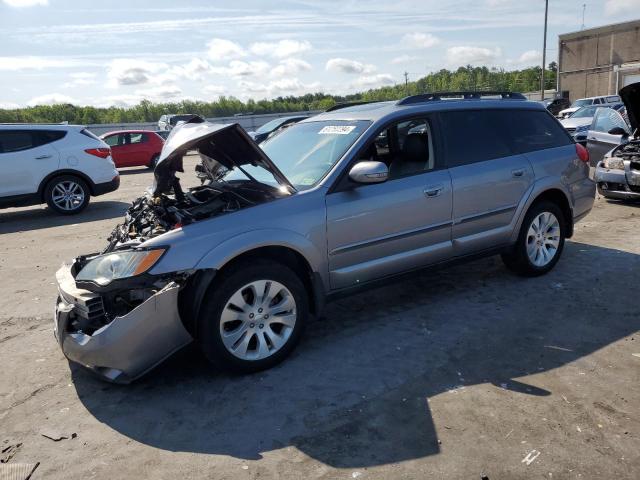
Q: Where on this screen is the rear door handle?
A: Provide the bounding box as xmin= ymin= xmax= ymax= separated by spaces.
xmin=424 ymin=185 xmax=444 ymax=197
xmin=511 ymin=169 xmax=525 ymax=177
xmin=35 ymin=154 xmax=52 ymax=160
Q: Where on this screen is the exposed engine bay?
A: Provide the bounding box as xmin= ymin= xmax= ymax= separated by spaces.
xmin=612 ymin=140 xmax=640 ymax=166
xmin=104 ymin=180 xmax=281 ymax=252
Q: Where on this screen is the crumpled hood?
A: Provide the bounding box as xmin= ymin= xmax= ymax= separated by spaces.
xmin=620 ymin=82 xmax=640 ymax=134
xmin=153 ymin=120 xmax=293 ymax=194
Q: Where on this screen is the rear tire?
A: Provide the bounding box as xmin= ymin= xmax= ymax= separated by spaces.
xmin=196 ymin=261 xmax=308 ymax=373
xmin=44 ymin=175 xmax=90 ymax=215
xmin=501 ymin=201 xmax=566 ymax=277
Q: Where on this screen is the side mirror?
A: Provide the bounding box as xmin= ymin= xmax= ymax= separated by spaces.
xmin=608 ymin=126 xmax=628 ymax=137
xmin=348 ymin=161 xmax=388 ymax=184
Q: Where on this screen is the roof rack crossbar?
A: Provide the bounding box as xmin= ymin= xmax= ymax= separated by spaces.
xmin=397 ymin=91 xmax=526 ymax=105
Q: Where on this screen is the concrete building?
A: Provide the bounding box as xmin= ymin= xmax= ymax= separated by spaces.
xmin=558 ymin=19 xmax=640 ymax=101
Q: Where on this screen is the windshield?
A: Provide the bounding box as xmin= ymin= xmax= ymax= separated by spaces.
xmin=570 ymin=106 xmax=599 ymax=118
xmin=224 ymin=120 xmax=370 ymax=190
xmin=255 ymin=118 xmax=289 ymax=134
xmin=572 ymin=99 xmax=593 ymax=108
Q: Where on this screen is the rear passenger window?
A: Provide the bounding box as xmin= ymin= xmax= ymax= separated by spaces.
xmin=130 ymin=133 xmax=147 ymax=144
xmin=33 ymin=130 xmax=66 ymax=147
xmin=0 ymin=131 xmax=34 ymax=153
xmin=440 ymin=110 xmax=512 ymax=167
xmin=505 ymin=110 xmax=572 ymax=153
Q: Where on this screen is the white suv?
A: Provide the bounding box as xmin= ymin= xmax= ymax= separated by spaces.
xmin=0 ymin=125 xmax=120 ymax=214
xmin=559 ymin=95 xmax=621 ymax=118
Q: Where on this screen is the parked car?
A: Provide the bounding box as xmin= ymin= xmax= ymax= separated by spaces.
xmin=593 ymin=82 xmax=640 ymax=200
xmin=100 ymin=130 xmax=164 ymax=169
xmin=247 ymin=115 xmax=309 ymax=143
xmin=155 ymin=130 xmax=170 ymax=140
xmin=542 ymin=97 xmax=571 ymax=116
xmin=0 ymin=124 xmax=119 ymax=214
xmin=53 ymin=92 xmax=594 ymax=383
xmin=559 ymin=95 xmax=621 ymax=118
xmin=560 ymin=103 xmax=625 ymax=138
xmin=158 ymin=114 xmax=205 ymax=131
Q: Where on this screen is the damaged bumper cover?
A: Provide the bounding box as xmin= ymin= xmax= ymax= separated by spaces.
xmin=54 ymin=263 xmax=193 ymax=383
xmin=594 ymin=161 xmax=640 ymax=200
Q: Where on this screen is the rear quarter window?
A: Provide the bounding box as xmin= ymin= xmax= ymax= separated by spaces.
xmin=0 ymin=130 xmax=33 ymax=153
xmin=504 ymin=110 xmax=572 ymax=153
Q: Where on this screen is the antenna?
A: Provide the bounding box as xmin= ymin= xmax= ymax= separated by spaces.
xmin=581 ymin=3 xmax=586 ymax=30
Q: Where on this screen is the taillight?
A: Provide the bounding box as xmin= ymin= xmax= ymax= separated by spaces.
xmin=575 ymin=143 xmax=589 ymax=163
xmin=85 ymin=148 xmax=111 ymax=159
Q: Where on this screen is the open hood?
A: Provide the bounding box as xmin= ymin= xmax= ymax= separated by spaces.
xmin=619 ymin=82 xmax=640 ymax=135
xmin=153 ymin=120 xmax=294 ymax=195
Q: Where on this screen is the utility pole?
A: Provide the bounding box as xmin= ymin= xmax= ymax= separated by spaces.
xmin=404 ymin=71 xmax=409 ymax=94
xmin=541 ymin=0 xmax=548 ymax=100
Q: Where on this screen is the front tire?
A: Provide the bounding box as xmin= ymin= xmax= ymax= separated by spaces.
xmin=44 ymin=175 xmax=90 ymax=215
xmin=197 ymin=261 xmax=308 ymax=373
xmin=501 ymin=201 xmax=566 ymax=277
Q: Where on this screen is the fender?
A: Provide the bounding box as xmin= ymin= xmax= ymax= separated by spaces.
xmin=195 ymin=228 xmax=329 ymax=287
xmin=509 ymin=176 xmax=573 ymax=244
xmin=37 ymin=169 xmax=98 ymax=198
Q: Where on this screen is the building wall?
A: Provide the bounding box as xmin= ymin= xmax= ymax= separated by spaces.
xmin=558 ymin=19 xmax=640 ymax=101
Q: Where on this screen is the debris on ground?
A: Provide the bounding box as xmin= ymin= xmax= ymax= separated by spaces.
xmin=522 ymin=450 xmax=541 ymax=466
xmin=0 ymin=462 xmax=39 ymax=480
xmin=40 ymin=430 xmax=77 ymax=442
xmin=0 ymin=443 xmax=22 ymax=463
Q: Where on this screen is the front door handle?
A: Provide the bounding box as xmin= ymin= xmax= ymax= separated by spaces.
xmin=35 ymin=154 xmax=52 ymax=160
xmin=424 ymin=185 xmax=443 ymax=198
xmin=511 ymin=169 xmax=525 ymax=177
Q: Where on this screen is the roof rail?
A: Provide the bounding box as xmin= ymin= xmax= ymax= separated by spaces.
xmin=397 ymin=91 xmax=526 ymax=106
xmin=325 ymin=101 xmax=374 ymax=112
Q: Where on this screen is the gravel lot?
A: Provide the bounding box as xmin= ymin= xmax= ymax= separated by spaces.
xmin=1 ymin=158 xmax=639 ymax=479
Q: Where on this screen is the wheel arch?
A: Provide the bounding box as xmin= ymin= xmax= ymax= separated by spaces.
xmin=528 ymin=188 xmax=574 ymax=238
xmin=179 ymin=244 xmax=326 ymax=335
xmin=38 ymin=169 xmax=97 ymax=200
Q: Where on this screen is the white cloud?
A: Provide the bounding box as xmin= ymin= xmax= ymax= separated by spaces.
xmin=517 ymin=49 xmax=542 ymax=64
xmin=0 ymin=56 xmax=78 ymax=71
xmin=402 ymin=32 xmax=440 ymax=49
xmin=62 ymin=71 xmax=97 ymax=88
xmin=168 ymin=58 xmax=212 ymax=81
xmin=237 ymin=77 xmax=321 ymax=98
xmin=271 ymin=58 xmax=312 ymax=77
xmin=2 ymin=0 xmax=48 ymax=7
xmin=93 ymin=94 xmax=143 ymax=108
xmin=391 ymin=54 xmax=420 ymax=64
xmin=351 ymin=74 xmax=395 ymax=88
xmin=485 ymin=0 xmax=512 ymax=6
xmin=326 ymin=57 xmax=376 ymax=75
xmin=225 ymin=60 xmax=270 ymax=78
xmin=27 ymin=93 xmax=76 ymax=106
xmin=604 ymin=0 xmax=640 ymax=15
xmin=445 ymin=46 xmax=501 ymax=66
xmin=207 ymin=38 xmax=246 ymax=61
xmin=106 ymin=58 xmax=167 ymax=87
xmin=249 ymin=39 xmax=312 ymax=58
xmin=203 ymin=84 xmax=225 ymax=95
xmin=135 ymin=84 xmax=183 ymax=99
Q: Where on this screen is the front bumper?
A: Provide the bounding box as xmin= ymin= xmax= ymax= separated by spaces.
xmin=594 ymin=162 xmax=640 ymax=200
xmin=54 ymin=263 xmax=192 ymax=383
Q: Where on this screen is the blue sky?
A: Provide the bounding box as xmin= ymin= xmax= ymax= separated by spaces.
xmin=0 ymin=0 xmax=639 ymax=108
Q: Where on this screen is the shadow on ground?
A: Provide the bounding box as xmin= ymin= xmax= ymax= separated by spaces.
xmin=0 ymin=201 xmax=129 ymax=234
xmin=117 ymin=167 xmax=153 ymax=176
xmin=72 ymin=241 xmax=640 ymax=468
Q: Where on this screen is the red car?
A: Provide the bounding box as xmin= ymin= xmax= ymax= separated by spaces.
xmin=100 ymin=130 xmax=164 ymax=169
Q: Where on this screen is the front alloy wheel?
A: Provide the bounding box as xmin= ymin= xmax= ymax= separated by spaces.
xmin=526 ymin=212 xmax=561 ymax=267
xmin=45 ymin=175 xmax=90 ymax=215
xmin=197 ymin=261 xmax=308 ymax=373
xmin=220 ymin=280 xmax=297 ymax=360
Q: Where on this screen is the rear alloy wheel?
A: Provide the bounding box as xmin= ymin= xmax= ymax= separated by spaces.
xmin=44 ymin=175 xmax=90 ymax=215
xmin=501 ymin=201 xmax=566 ymax=276
xmin=197 ymin=261 xmax=308 ymax=373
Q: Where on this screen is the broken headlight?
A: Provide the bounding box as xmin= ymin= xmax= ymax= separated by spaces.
xmin=76 ymin=249 xmax=166 ymax=286
xmin=603 ymin=156 xmax=625 ymax=170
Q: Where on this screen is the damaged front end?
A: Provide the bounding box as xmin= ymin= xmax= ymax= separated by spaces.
xmin=54 ymin=120 xmax=293 ymax=382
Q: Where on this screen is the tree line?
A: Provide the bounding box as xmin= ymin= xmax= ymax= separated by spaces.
xmin=0 ymin=65 xmax=557 ymax=124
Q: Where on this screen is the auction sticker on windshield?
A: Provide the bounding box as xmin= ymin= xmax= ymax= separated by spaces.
xmin=318 ymin=125 xmax=356 ymax=135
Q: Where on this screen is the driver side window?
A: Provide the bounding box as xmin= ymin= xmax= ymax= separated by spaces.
xmin=358 ymin=118 xmax=435 ymax=180
xmin=593 ymin=109 xmax=628 ymax=134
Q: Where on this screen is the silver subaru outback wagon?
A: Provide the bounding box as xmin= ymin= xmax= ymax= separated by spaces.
xmin=54 ymin=92 xmax=595 ymax=383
